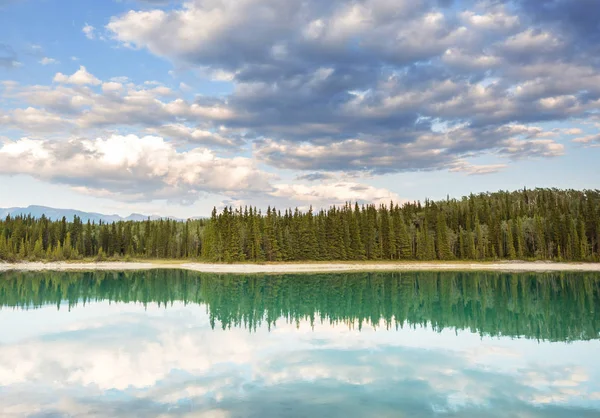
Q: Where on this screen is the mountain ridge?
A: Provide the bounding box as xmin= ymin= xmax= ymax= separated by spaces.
xmin=0 ymin=205 xmax=184 ymax=223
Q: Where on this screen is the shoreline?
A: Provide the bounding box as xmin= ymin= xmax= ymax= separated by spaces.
xmin=1 ymin=261 xmax=600 ymax=273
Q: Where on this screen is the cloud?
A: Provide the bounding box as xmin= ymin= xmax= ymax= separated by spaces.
xmin=295 ymin=172 xmax=337 ymax=182
xmin=272 ymin=181 xmax=401 ymax=207
xmin=254 ymin=123 xmax=564 ymax=174
xmin=2 ymin=0 xmax=597 ymax=205
xmin=499 ymin=138 xmax=565 ymax=159
xmin=513 ymin=0 xmax=600 ymax=46
xmin=573 ymin=133 xmax=600 ymax=146
xmin=449 ymin=161 xmax=507 ymax=175
xmin=0 ymin=135 xmax=273 ymax=203
xmin=254 ymin=138 xmax=452 ymax=174
xmin=4 ymin=107 xmax=70 ymax=132
xmin=145 ymin=124 xmax=244 ymax=148
xmin=498 ymin=28 xmax=563 ymax=58
xmin=0 ymin=130 xmax=402 ymax=207
xmin=54 ymin=65 xmax=101 ymax=86
xmin=561 ymin=128 xmax=583 ymax=135
xmin=2 ymin=79 xmax=236 ymax=134
xmin=39 ymin=57 xmax=59 ymax=65
xmin=82 ymin=23 xmax=96 ymax=39
xmin=99 ymin=0 xmax=599 ymax=177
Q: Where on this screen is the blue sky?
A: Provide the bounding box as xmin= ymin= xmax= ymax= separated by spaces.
xmin=1 ymin=0 xmax=599 ymax=218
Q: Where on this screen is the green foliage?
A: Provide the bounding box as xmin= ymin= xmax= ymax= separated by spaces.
xmin=0 ymin=188 xmax=599 ymax=262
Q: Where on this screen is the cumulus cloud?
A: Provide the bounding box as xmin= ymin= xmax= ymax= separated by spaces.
xmin=54 ymin=65 xmax=101 ymax=86
xmin=0 ymin=135 xmax=273 ymax=203
xmin=82 ymin=23 xmax=96 ymax=39
xmin=145 ymin=124 xmax=244 ymax=148
xmin=4 ymin=107 xmax=70 ymax=132
xmin=449 ymin=161 xmax=507 ymax=175
xmin=573 ymin=133 xmax=600 ymax=146
xmin=2 ymin=79 xmax=236 ymax=133
xmin=254 ymin=124 xmax=564 ymax=174
xmin=99 ymin=0 xmax=598 ymax=176
xmin=499 ymin=138 xmax=565 ymax=159
xmin=272 ymin=182 xmax=401 ymax=207
xmin=562 ymin=128 xmax=583 ymax=135
xmin=254 ymin=137 xmax=451 ymax=173
xmin=39 ymin=57 xmax=59 ymax=65
xmin=2 ymin=0 xmax=598 ymax=205
xmin=0 ymin=134 xmax=402 ymax=207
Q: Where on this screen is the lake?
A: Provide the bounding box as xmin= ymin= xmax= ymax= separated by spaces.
xmin=1 ymin=270 xmax=599 ymax=417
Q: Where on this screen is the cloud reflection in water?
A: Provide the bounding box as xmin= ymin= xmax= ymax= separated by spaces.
xmin=1 ymin=299 xmax=599 ymax=417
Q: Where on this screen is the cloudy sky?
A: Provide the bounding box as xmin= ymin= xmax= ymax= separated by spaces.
xmin=0 ymin=0 xmax=599 ymax=218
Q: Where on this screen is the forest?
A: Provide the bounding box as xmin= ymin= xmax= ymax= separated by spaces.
xmin=1 ymin=270 xmax=598 ymax=341
xmin=0 ymin=188 xmax=599 ymax=262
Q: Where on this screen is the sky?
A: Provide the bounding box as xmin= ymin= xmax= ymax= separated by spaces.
xmin=0 ymin=0 xmax=599 ymax=218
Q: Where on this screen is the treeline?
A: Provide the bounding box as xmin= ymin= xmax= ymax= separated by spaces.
xmin=1 ymin=188 xmax=599 ymax=262
xmin=1 ymin=270 xmax=598 ymax=341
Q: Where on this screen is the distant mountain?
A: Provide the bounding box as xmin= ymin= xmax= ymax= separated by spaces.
xmin=0 ymin=205 xmax=182 ymax=223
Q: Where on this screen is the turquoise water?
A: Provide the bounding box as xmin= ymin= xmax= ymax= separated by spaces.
xmin=1 ymin=270 xmax=599 ymax=417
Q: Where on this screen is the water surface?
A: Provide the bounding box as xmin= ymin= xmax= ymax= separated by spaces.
xmin=1 ymin=270 xmax=599 ymax=417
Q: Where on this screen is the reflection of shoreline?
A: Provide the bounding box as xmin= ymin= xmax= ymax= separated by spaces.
xmin=1 ymin=270 xmax=599 ymax=342
xmin=2 ymin=261 xmax=600 ymax=273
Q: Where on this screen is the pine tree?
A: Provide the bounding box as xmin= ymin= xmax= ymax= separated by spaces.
xmin=436 ymin=211 xmax=452 ymax=260
xmin=64 ymin=232 xmax=72 ymax=260
xmin=33 ymin=237 xmax=44 ymax=260
xmin=506 ymin=221 xmax=516 ymax=259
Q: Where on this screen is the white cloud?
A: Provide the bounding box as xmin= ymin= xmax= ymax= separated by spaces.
xmin=39 ymin=57 xmax=59 ymax=65
xmin=442 ymin=49 xmax=502 ymax=70
xmin=4 ymin=0 xmax=598 ymax=205
xmin=449 ymin=161 xmax=507 ymax=175
xmin=500 ymin=29 xmax=562 ymax=55
xmin=82 ymin=23 xmax=96 ymax=40
xmin=0 ymin=135 xmax=273 ymax=203
xmin=54 ymin=65 xmax=101 ymax=86
xmin=3 ymin=79 xmax=237 ymax=134
xmin=272 ymin=182 xmax=401 ymax=207
xmin=460 ymin=9 xmax=520 ymax=32
xmin=254 ymin=138 xmax=451 ymax=173
xmin=7 ymin=107 xmax=69 ymax=132
xmin=500 ymin=138 xmax=565 ymax=159
xmin=562 ymin=128 xmax=583 ymax=135
xmin=0 ymin=131 xmax=406 ymax=207
xmin=146 ymin=124 xmax=243 ymax=148
xmin=573 ymin=133 xmax=600 ymax=145
xmin=101 ymin=81 xmax=123 ymax=93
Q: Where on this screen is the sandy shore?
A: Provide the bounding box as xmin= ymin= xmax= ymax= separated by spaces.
xmin=1 ymin=261 xmax=600 ymax=273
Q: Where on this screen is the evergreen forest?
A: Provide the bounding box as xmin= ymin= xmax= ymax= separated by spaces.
xmin=1 ymin=188 xmax=599 ymax=262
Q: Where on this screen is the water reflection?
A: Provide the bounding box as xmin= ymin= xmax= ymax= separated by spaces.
xmin=1 ymin=270 xmax=599 ymax=341
xmin=0 ymin=271 xmax=599 ymax=417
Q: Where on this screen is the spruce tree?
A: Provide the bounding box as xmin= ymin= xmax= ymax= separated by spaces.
xmin=436 ymin=211 xmax=452 ymax=260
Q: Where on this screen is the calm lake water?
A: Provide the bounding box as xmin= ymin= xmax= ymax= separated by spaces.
xmin=1 ymin=270 xmax=599 ymax=417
